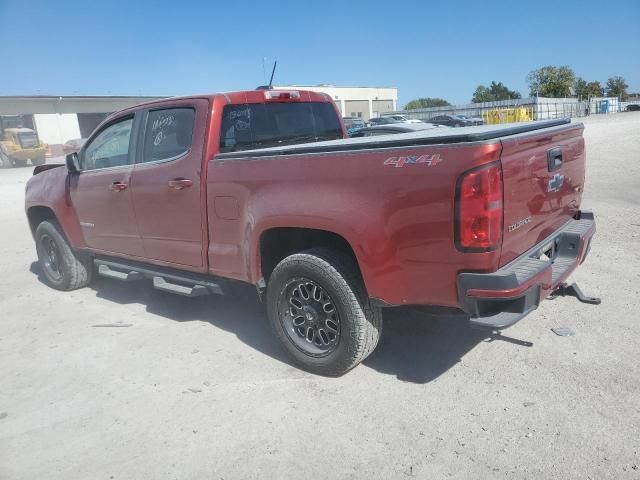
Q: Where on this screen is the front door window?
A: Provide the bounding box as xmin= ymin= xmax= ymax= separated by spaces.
xmin=82 ymin=118 xmax=133 ymax=170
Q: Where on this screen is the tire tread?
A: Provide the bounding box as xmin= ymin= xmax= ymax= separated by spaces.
xmin=267 ymin=248 xmax=382 ymax=376
xmin=35 ymin=220 xmax=93 ymax=291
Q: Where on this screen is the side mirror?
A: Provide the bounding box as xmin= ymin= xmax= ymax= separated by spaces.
xmin=65 ymin=152 xmax=81 ymax=173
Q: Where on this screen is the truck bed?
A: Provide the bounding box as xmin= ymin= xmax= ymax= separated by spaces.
xmin=216 ymin=118 xmax=571 ymax=159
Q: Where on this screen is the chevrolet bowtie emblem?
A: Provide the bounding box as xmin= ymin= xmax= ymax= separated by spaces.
xmin=547 ymin=173 xmax=565 ymax=193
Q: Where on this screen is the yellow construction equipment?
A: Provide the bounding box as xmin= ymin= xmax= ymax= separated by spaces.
xmin=482 ymin=107 xmax=534 ymax=125
xmin=0 ymin=128 xmax=48 ymax=168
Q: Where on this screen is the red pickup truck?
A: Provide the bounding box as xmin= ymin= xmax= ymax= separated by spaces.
xmin=25 ymin=89 xmax=597 ymax=375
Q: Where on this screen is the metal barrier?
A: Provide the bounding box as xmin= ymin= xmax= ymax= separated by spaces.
xmin=390 ymin=96 xmax=623 ymax=124
xmin=534 ymin=101 xmax=587 ymax=120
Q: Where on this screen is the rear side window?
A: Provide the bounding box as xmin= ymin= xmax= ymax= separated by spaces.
xmin=219 ymin=102 xmax=342 ymax=153
xmin=141 ymin=108 xmax=195 ymax=163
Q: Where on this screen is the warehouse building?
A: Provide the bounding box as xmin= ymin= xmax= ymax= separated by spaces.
xmin=275 ymin=85 xmax=398 ymax=121
xmin=0 ymin=85 xmax=398 ymax=154
xmin=0 ymin=95 xmax=159 ymax=155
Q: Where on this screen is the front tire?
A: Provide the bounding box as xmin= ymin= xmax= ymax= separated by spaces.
xmin=0 ymin=151 xmax=12 ymax=168
xmin=11 ymin=158 xmax=28 ymax=167
xmin=266 ymin=248 xmax=382 ymax=376
xmin=35 ymin=220 xmax=93 ymax=291
xmin=31 ymin=156 xmax=46 ymax=166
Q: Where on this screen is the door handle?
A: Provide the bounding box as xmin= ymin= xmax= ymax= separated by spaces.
xmin=109 ymin=182 xmax=128 ymax=192
xmin=547 ymin=147 xmax=563 ymax=172
xmin=168 ymin=178 xmax=193 ymax=190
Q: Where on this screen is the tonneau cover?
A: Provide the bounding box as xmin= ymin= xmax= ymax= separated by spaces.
xmin=216 ymin=118 xmax=573 ymax=159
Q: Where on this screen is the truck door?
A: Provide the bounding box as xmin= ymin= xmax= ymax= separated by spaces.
xmin=70 ymin=114 xmax=145 ymax=257
xmin=129 ymin=100 xmax=209 ymax=270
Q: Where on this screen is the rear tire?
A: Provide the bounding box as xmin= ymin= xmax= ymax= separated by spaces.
xmin=35 ymin=220 xmax=93 ymax=291
xmin=266 ymin=248 xmax=382 ymax=376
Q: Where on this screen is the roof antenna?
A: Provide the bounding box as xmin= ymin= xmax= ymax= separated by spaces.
xmin=262 ymin=57 xmax=267 ymax=85
xmin=268 ymin=61 xmax=277 ymax=89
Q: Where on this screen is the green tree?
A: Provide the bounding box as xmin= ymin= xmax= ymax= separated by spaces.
xmin=472 ymin=86 xmax=492 ymax=103
xmin=472 ymin=81 xmax=521 ymax=103
xmin=404 ymin=98 xmax=451 ymax=109
xmin=527 ymin=66 xmax=576 ymax=97
xmin=606 ymin=76 xmax=628 ymax=100
xmin=574 ymin=78 xmax=587 ymax=97
xmin=575 ymin=78 xmax=603 ymax=99
xmin=586 ymin=81 xmax=603 ymax=97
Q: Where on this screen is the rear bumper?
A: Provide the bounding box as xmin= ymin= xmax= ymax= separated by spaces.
xmin=457 ymin=211 xmax=596 ymax=329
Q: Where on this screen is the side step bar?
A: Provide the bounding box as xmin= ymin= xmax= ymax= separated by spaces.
xmin=98 ymin=264 xmax=143 ymax=282
xmin=94 ymin=258 xmax=223 ymax=297
xmin=152 ymin=277 xmax=209 ymax=297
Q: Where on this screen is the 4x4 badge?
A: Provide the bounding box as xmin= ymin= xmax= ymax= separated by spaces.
xmin=547 ymin=173 xmax=565 ymax=192
xmin=384 ymin=154 xmax=442 ymax=168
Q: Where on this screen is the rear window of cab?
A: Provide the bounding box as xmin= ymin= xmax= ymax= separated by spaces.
xmin=219 ymin=102 xmax=342 ymax=153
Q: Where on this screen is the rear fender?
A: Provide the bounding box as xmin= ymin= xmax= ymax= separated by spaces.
xmin=245 ymin=185 xmax=394 ymax=296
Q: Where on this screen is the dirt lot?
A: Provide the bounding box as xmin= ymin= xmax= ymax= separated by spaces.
xmin=1 ymin=113 xmax=639 ymax=479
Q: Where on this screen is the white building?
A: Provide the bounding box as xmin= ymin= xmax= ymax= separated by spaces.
xmin=0 ymin=95 xmax=160 ymax=155
xmin=275 ymin=85 xmax=398 ymax=121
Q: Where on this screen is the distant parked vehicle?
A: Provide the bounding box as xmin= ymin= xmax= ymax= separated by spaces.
xmin=342 ymin=117 xmax=366 ymax=134
xmin=428 ymin=114 xmax=483 ymax=127
xmin=367 ymin=116 xmax=403 ymax=126
xmin=459 ymin=115 xmax=484 ymax=125
xmin=342 ymin=117 xmax=363 ymax=128
xmin=349 ymin=122 xmax=447 ymax=137
xmin=62 ymin=138 xmax=87 ymax=155
xmin=384 ymin=114 xmax=423 ymax=124
xmin=626 ymin=104 xmax=640 ymax=112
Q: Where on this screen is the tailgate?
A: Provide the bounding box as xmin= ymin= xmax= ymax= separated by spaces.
xmin=499 ymin=122 xmax=586 ymax=267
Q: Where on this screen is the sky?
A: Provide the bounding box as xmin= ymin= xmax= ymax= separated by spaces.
xmin=1 ymin=0 xmax=638 ymax=106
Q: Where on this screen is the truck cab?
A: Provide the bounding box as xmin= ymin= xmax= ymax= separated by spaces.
xmin=37 ymin=90 xmax=344 ymax=268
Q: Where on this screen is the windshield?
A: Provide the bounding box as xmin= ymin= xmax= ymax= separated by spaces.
xmin=219 ymin=102 xmax=343 ymax=152
xmin=18 ymin=131 xmax=39 ymax=148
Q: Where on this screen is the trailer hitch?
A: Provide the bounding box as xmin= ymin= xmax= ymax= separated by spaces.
xmin=550 ymin=282 xmax=601 ymax=305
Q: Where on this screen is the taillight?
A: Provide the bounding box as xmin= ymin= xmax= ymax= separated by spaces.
xmin=455 ymin=162 xmax=503 ymax=252
xmin=264 ymin=90 xmax=301 ymax=101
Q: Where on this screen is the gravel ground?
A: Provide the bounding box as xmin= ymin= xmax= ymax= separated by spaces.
xmin=1 ymin=113 xmax=639 ymax=479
